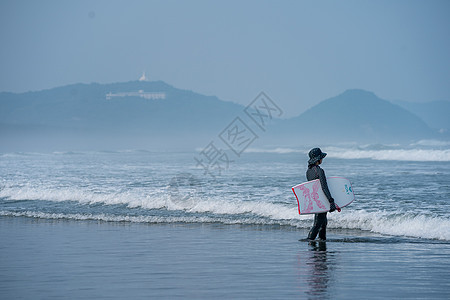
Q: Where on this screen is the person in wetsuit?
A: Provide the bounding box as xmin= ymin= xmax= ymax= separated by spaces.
xmin=306 ymin=148 xmax=338 ymax=241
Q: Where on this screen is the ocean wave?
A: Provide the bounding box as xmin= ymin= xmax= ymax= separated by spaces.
xmin=329 ymin=210 xmax=450 ymax=241
xmin=327 ymin=149 xmax=450 ymax=162
xmin=242 ymin=144 xmax=450 ymax=161
xmin=0 ymin=186 xmax=169 ymax=209
xmin=0 ymin=210 xmax=305 ymax=227
xmin=2 ymin=179 xmax=449 ymax=241
xmin=412 ymin=139 xmax=450 ymax=147
xmin=0 ymin=185 xmax=302 ymax=221
xmin=2 ymin=196 xmax=449 ymax=241
xmin=0 ymin=152 xmax=47 ymax=157
xmin=244 ymin=148 xmax=304 ymax=154
xmin=2 ymin=143 xmax=450 ymax=162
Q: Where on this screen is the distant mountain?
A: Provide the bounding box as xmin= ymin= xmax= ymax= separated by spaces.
xmin=391 ymin=100 xmax=450 ymax=134
xmin=0 ymin=81 xmax=245 ymax=151
xmin=274 ymin=89 xmax=437 ymax=144
xmin=0 ymin=83 xmax=445 ymax=151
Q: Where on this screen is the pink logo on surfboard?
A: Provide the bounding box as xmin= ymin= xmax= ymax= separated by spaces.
xmin=292 ymin=177 xmax=355 ymax=215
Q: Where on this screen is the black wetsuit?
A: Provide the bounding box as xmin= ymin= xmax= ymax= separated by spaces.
xmin=306 ymin=164 xmax=333 ymax=240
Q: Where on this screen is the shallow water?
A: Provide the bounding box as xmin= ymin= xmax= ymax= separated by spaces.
xmin=1 ymin=218 xmax=449 ymax=299
xmin=1 ymin=147 xmax=450 ymax=298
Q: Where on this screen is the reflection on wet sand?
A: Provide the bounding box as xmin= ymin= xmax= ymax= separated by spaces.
xmin=297 ymin=241 xmax=336 ymax=298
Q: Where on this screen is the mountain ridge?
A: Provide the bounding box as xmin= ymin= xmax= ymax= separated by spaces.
xmin=272 ymin=89 xmax=437 ymax=145
xmin=0 ymin=81 xmax=446 ymax=151
xmin=391 ymin=99 xmax=450 ymax=134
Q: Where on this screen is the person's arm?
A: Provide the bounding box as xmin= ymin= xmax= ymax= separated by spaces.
xmin=318 ymin=167 xmax=332 ymax=201
xmin=318 ymin=167 xmax=339 ymax=212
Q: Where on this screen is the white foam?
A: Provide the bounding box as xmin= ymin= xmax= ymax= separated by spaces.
xmin=3 ymin=208 xmax=448 ymax=241
xmin=329 ymin=210 xmax=450 ymax=241
xmin=412 ymin=139 xmax=450 ymax=147
xmin=0 ymin=186 xmax=168 ymax=210
xmin=0 ymin=184 xmax=300 ymax=217
xmin=2 ymin=186 xmax=449 ymax=241
xmin=183 ymin=198 xmax=301 ymax=220
xmin=241 ymin=146 xmax=450 ymax=162
xmin=244 ymin=148 xmax=303 ymax=154
xmin=327 ymin=149 xmax=450 ymax=162
xmin=0 ymin=210 xmax=305 ymax=227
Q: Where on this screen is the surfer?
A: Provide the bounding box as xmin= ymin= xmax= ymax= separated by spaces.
xmin=306 ymin=148 xmax=339 ymax=241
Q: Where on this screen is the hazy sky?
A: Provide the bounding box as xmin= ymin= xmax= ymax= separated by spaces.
xmin=1 ymin=0 xmax=449 ymax=116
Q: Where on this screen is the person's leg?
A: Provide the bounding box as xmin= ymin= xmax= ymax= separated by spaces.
xmin=318 ymin=213 xmax=328 ymax=240
xmin=307 ymin=213 xmax=327 ymax=240
xmin=307 ymin=214 xmax=320 ymax=240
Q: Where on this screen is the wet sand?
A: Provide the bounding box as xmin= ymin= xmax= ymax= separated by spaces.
xmin=1 ymin=216 xmax=449 ymax=299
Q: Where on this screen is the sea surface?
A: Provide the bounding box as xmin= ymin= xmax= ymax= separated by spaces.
xmin=1 ymin=142 xmax=450 ymax=299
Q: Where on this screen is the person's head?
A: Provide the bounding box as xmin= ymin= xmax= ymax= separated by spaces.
xmin=308 ymin=148 xmax=327 ymax=166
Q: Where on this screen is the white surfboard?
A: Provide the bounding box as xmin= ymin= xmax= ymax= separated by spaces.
xmin=292 ymin=177 xmax=355 ymax=215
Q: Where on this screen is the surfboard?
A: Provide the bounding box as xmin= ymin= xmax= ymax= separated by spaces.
xmin=292 ymin=177 xmax=355 ymax=215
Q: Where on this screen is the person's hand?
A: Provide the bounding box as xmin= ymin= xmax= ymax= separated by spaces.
xmin=329 ymin=198 xmax=336 ymax=212
xmin=329 ymin=202 xmax=336 ymax=212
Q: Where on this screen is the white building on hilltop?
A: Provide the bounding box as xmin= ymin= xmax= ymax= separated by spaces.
xmin=105 ymin=72 xmax=166 ymax=100
xmin=106 ymin=90 xmax=166 ymax=100
xmin=139 ymin=72 xmax=148 ymax=82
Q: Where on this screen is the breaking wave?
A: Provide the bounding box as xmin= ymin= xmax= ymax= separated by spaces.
xmin=327 ymin=148 xmax=450 ymax=162
xmin=245 ymin=141 xmax=450 ymax=162
xmin=1 ymin=186 xmax=449 ymax=241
